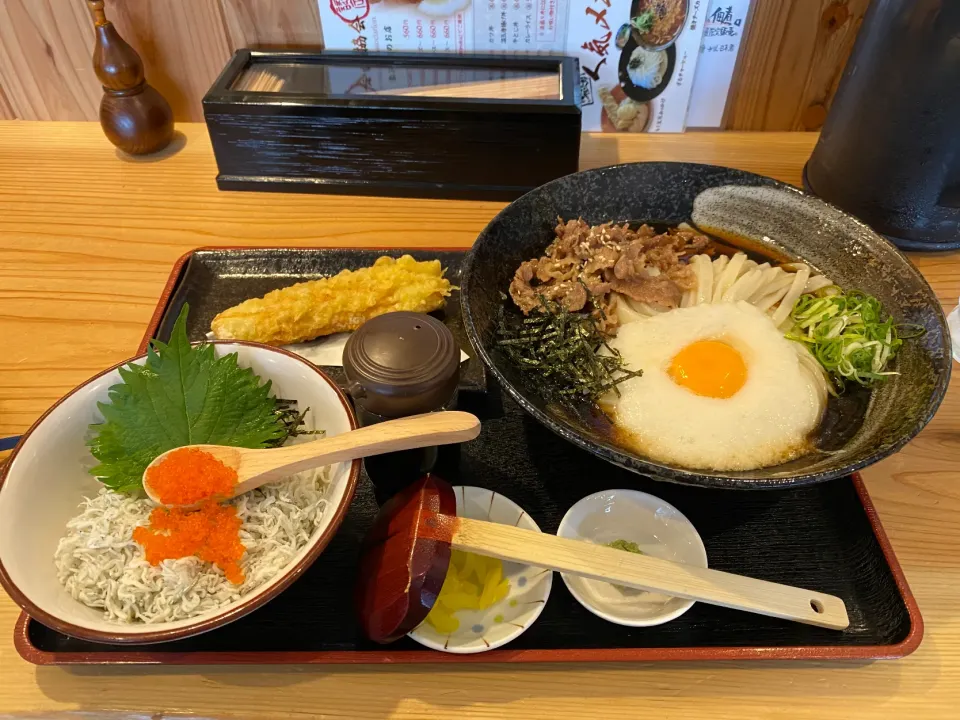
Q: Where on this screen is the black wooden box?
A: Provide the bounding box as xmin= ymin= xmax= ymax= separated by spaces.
xmin=202 ymin=50 xmax=582 ymax=201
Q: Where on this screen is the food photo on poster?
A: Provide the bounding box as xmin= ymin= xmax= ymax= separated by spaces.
xmin=319 ymin=0 xmax=569 ymax=54
xmin=316 ymin=0 xmax=750 ymax=132
xmin=687 ymin=0 xmax=750 ymax=127
xmin=566 ymin=0 xmax=705 ymax=132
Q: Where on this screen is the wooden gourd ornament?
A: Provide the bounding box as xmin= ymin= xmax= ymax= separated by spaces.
xmin=356 ymin=476 xmax=850 ymax=643
xmin=87 ymin=0 xmax=174 ymax=155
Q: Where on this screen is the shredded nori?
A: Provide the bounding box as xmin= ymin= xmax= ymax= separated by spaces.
xmin=267 ymin=400 xmax=324 ymax=448
xmin=495 ymin=293 xmax=642 ymax=407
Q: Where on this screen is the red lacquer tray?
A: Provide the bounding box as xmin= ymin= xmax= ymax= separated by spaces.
xmin=13 ymin=247 xmax=922 ymax=665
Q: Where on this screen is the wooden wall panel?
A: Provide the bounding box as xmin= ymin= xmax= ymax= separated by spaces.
xmin=0 ymin=83 xmax=14 ymax=120
xmin=220 ymin=0 xmax=325 ymax=48
xmin=724 ymin=0 xmax=870 ymax=131
xmin=105 ymin=0 xmax=233 ymax=121
xmin=0 ymin=0 xmax=99 ymax=120
xmin=0 ymin=0 xmax=234 ymax=122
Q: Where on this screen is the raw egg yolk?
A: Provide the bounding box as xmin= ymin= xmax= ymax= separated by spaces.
xmin=668 ymin=340 xmax=747 ymax=399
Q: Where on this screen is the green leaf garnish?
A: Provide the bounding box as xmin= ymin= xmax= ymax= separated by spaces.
xmin=606 ymin=539 xmax=643 ymax=554
xmin=87 ymin=304 xmax=302 ymax=493
xmin=785 ymin=288 xmax=924 ymax=393
xmin=606 ymin=539 xmax=643 ymax=591
xmin=631 ymin=10 xmax=655 ymax=34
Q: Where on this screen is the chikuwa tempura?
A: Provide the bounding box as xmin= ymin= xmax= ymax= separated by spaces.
xmin=210 ymin=255 xmax=453 ymax=346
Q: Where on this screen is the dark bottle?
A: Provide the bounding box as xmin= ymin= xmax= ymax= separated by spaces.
xmin=343 ymin=312 xmax=461 ymax=503
xmin=804 ymin=0 xmax=960 ymax=250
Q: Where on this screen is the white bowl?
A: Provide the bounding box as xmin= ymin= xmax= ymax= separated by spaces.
xmin=408 ymin=486 xmax=552 ymax=654
xmin=557 ymin=489 xmax=707 ymax=627
xmin=0 ymin=342 xmax=360 ymax=644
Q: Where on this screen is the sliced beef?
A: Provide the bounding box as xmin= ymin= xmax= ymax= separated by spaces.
xmin=613 ymin=238 xmax=648 ymax=281
xmin=507 ymin=217 xmax=711 ymax=331
xmin=536 ymin=255 xmax=579 ymax=283
xmin=670 ymin=228 xmax=710 ymax=255
xmin=584 ymin=246 xmax=619 ymax=276
xmin=509 ymin=260 xmax=542 ymax=313
xmin=549 ymin=219 xmax=590 ymax=258
xmin=664 ymin=263 xmax=697 ymax=290
xmin=610 ymin=275 xmax=684 ymax=308
xmin=555 ymin=281 xmax=588 ymax=311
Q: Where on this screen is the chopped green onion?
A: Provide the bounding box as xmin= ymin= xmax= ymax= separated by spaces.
xmin=785 ymin=289 xmax=923 ymax=392
xmin=630 ymin=10 xmax=655 ymax=34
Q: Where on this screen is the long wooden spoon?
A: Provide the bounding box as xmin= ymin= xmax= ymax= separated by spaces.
xmin=143 ymin=411 xmax=481 ymax=506
xmin=357 ymin=476 xmax=850 ymax=642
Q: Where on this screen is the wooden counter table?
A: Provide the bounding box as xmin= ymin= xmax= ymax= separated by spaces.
xmin=0 ymin=122 xmax=958 ymax=719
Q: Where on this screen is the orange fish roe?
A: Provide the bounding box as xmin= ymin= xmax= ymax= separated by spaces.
xmin=146 ymin=447 xmax=238 ymax=506
xmin=133 ymin=502 xmax=246 ymax=584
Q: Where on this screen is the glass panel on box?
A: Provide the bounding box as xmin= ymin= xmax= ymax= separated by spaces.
xmin=230 ymin=61 xmax=561 ymax=100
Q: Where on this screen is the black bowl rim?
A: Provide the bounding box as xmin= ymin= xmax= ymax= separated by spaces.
xmin=460 ymin=161 xmax=952 ymax=490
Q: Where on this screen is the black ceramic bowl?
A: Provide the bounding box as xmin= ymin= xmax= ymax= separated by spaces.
xmin=460 ymin=163 xmax=951 ymax=489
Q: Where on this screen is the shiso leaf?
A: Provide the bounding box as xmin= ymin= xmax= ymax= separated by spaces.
xmin=87 ymin=304 xmax=293 ymax=493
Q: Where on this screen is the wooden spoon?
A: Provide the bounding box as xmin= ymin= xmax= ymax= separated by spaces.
xmin=143 ymin=411 xmax=481 ymax=506
xmin=356 ymin=476 xmax=850 ymax=642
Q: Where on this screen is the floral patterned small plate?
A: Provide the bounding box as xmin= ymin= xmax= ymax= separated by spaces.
xmin=407 ymin=486 xmax=552 ymax=654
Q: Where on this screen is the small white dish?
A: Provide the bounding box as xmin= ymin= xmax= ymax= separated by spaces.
xmin=408 ymin=486 xmax=552 ymax=654
xmin=557 ymin=489 xmax=707 ymax=627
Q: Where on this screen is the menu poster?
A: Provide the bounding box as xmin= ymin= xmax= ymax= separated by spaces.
xmin=318 ymin=0 xmax=570 ymax=55
xmin=686 ymin=0 xmax=751 ymax=127
xmin=567 ymin=0 xmax=706 ymax=132
xmin=317 ymin=0 xmax=715 ymax=133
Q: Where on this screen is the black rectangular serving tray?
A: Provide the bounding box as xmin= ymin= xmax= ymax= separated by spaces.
xmin=15 ymin=248 xmax=922 ymax=665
